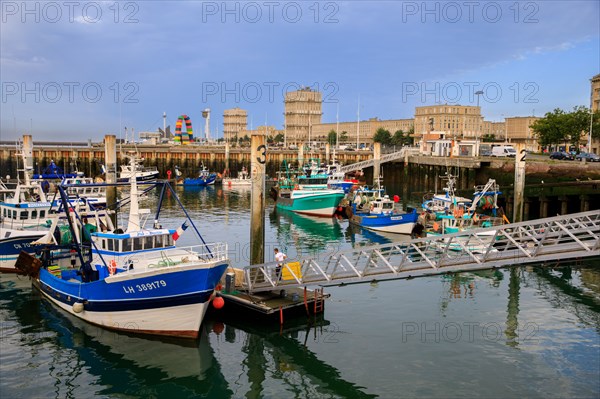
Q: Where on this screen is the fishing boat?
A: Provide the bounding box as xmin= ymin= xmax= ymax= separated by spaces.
xmin=183 ymin=164 xmax=217 ymax=186
xmin=422 ymin=174 xmax=472 ymax=218
xmin=222 ymin=167 xmax=252 ymax=187
xmin=117 ymin=161 xmax=159 ymax=183
xmin=0 ymin=228 xmax=46 ymax=273
xmin=349 ymin=192 xmax=418 ymax=234
xmin=60 ymin=176 xmax=107 ymax=208
xmin=275 ymin=188 xmax=346 ymax=217
xmin=422 ymin=179 xmax=507 ymax=253
xmin=271 ymin=161 xmax=345 ymax=217
xmin=0 ymin=149 xmax=53 ymax=230
xmin=22 ymin=155 xmax=230 ymax=339
xmin=33 ymin=160 xmax=82 ymax=180
xmin=324 ymin=161 xmax=356 ymax=193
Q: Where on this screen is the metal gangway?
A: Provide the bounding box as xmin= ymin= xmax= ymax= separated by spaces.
xmin=338 ymin=147 xmax=418 ymax=173
xmin=242 ymin=210 xmax=600 ymax=293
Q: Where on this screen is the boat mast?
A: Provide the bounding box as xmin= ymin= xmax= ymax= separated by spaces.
xmin=126 ymin=153 xmax=141 ymax=232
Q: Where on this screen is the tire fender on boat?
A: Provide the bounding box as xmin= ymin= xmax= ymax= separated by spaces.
xmin=109 ymin=259 xmax=117 ymax=275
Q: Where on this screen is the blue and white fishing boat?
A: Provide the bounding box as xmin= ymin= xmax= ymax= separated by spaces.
xmin=33 ymin=160 xmax=82 ymax=180
xmin=183 ymin=164 xmax=217 ymax=186
xmin=26 ymin=156 xmax=229 ymax=339
xmin=350 ymin=193 xmax=418 ymax=234
xmin=0 ymin=227 xmax=45 ymax=273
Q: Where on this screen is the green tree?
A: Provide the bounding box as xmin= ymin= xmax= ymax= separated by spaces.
xmin=391 ymin=129 xmax=414 ymax=146
xmin=339 ymin=131 xmax=348 ymax=143
xmin=273 ymin=133 xmax=285 ymax=143
xmin=482 ymin=134 xmax=496 ymax=142
xmin=391 ymin=130 xmax=404 ymax=146
xmin=373 ymin=128 xmax=392 ymax=145
xmin=531 ymin=108 xmax=574 ymax=147
xmin=266 ymin=135 xmax=274 ymax=144
xmin=327 ymin=130 xmax=337 ymax=145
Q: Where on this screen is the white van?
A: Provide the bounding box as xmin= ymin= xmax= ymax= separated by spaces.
xmin=491 ymin=145 xmax=517 ymax=157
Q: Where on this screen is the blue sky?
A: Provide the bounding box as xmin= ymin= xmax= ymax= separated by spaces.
xmin=1 ymin=0 xmax=599 ymax=141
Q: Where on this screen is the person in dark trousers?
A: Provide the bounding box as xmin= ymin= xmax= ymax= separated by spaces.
xmin=274 ymin=248 xmax=287 ymax=280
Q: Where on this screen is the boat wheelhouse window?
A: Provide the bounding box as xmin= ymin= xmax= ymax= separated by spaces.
xmin=40 ymin=210 xmax=45 ymax=218
xmin=12 ymin=210 xmax=17 ymax=219
xmin=144 ymin=236 xmax=154 ymax=249
xmin=20 ymin=210 xmax=28 ymax=219
xmin=31 ymin=210 xmax=37 ymax=218
xmin=133 ymin=237 xmax=143 ymax=251
xmin=122 ymin=239 xmax=132 ymax=252
xmin=383 ymin=203 xmax=393 ymax=210
xmin=155 ymin=234 xmax=164 ymax=248
xmin=107 ymin=239 xmax=114 ymax=251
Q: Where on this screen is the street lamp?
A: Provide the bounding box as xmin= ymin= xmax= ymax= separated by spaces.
xmin=475 ymin=90 xmax=484 ymax=107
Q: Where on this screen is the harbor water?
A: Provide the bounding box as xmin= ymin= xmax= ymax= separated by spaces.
xmin=1 ymin=186 xmax=599 ymax=398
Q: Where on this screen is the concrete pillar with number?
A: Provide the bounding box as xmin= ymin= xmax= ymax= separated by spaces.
xmin=250 ymin=131 xmax=266 ymax=266
xmin=513 ymin=149 xmax=527 ymax=223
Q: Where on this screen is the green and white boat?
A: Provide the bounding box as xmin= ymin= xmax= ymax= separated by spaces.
xmin=270 ymin=160 xmax=345 ymax=217
xmin=274 ymin=188 xmax=345 ymax=217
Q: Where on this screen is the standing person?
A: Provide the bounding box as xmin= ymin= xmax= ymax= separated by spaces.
xmin=274 ymin=248 xmax=287 ymax=280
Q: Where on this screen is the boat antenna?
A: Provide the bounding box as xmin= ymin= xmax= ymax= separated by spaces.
xmin=165 ymin=182 xmax=213 ymax=257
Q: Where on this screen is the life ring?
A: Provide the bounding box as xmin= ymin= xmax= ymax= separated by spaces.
xmin=109 ymin=260 xmax=117 ymax=275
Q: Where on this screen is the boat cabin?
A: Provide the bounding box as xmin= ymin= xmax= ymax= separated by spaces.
xmin=92 ymin=229 xmax=175 ymax=254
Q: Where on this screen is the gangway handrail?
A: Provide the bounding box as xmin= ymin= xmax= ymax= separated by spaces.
xmin=242 ymin=210 xmax=600 ymax=293
xmin=338 ymin=147 xmax=418 ymax=173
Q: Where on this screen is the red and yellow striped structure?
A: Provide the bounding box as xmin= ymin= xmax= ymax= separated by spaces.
xmin=174 ymin=115 xmax=194 ymax=144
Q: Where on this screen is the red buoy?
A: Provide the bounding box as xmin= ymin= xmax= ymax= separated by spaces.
xmin=212 ymin=322 xmax=225 ymax=335
xmin=212 ymin=296 xmax=225 ymax=309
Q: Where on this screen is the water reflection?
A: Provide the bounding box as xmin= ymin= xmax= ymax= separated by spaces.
xmin=213 ymin=315 xmax=377 ymax=399
xmin=1 ymin=276 xmax=375 ymax=398
xmin=344 ymin=222 xmax=412 ymax=246
xmin=269 ymin=208 xmax=344 ymax=261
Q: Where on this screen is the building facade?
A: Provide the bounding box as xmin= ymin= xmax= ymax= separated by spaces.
xmin=504 ymin=116 xmax=540 ymax=151
xmin=223 ymin=108 xmax=248 ymax=143
xmin=592 ymin=74 xmax=600 ymax=112
xmin=284 ymin=88 xmax=322 ymax=145
xmin=414 ymin=105 xmax=483 ymax=141
xmin=311 ymin=118 xmax=414 ymax=147
xmin=482 ymin=121 xmax=506 ymax=141
xmin=587 ymin=74 xmax=600 ymax=153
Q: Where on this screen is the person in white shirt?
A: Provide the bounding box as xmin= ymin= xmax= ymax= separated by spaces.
xmin=274 ymin=248 xmax=287 ymax=280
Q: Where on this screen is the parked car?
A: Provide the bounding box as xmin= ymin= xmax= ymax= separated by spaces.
xmin=549 ymin=151 xmax=574 ymax=160
xmin=491 ymin=145 xmax=517 ymax=157
xmin=575 ymin=152 xmax=600 ymax=162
